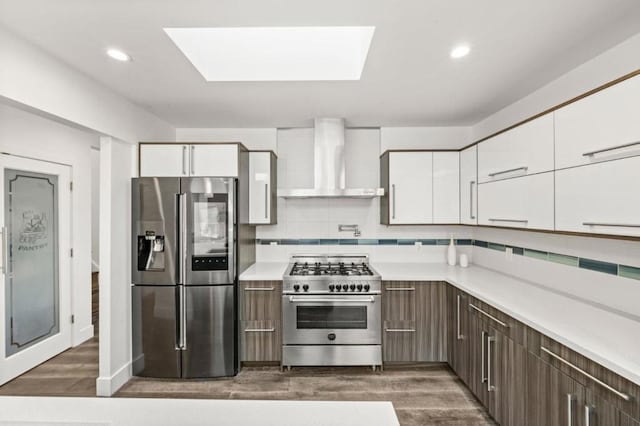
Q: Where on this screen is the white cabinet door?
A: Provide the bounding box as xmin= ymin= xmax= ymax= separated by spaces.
xmin=249 ymin=152 xmax=271 ymax=224
xmin=433 ymin=152 xmax=459 ymax=223
xmin=478 ymin=113 xmax=554 ymax=183
xmin=139 ymin=144 xmax=189 ymax=177
xmin=478 ymin=172 xmax=554 ymax=230
xmin=556 ymin=156 xmax=640 ymax=236
xmin=389 ymin=152 xmax=433 ymax=224
xmin=460 ymin=145 xmax=477 ymax=225
xmin=190 ymin=144 xmax=238 ymax=177
xmin=555 ymin=75 xmax=640 ymax=169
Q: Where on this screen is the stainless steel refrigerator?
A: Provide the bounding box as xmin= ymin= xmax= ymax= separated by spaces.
xmin=131 ymin=177 xmax=238 ymax=378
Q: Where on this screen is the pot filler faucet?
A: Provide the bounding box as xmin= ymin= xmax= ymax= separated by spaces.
xmin=338 ymin=224 xmax=361 ymax=237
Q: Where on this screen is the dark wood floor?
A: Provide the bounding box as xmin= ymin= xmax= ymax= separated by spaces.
xmin=118 ymin=364 xmax=495 ymax=426
xmin=0 ymin=336 xmax=98 ymax=397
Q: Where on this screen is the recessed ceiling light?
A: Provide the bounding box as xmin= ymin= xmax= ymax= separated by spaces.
xmin=450 ymin=44 xmax=470 ymax=59
xmin=106 ymin=48 xmax=131 ymax=62
xmin=163 ymin=26 xmax=375 ymax=81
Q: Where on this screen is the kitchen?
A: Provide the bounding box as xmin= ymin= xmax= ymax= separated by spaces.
xmin=1 ymin=1 xmax=640 ymax=425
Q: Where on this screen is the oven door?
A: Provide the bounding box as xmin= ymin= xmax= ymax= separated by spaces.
xmin=282 ymin=294 xmax=381 ymax=345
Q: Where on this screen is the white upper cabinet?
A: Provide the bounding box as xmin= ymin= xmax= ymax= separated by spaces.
xmin=433 ymin=152 xmax=460 ymax=224
xmin=556 ymin=155 xmax=640 ymax=237
xmin=555 ymin=75 xmax=640 ymax=170
xmin=478 ymin=113 xmax=554 ymax=183
xmin=140 ymin=144 xmax=189 ymax=177
xmin=249 ymin=151 xmax=277 ymax=225
xmin=190 ymin=144 xmax=238 ymax=177
xmin=478 ymin=172 xmax=554 ymax=230
xmin=139 ymin=143 xmax=239 ymax=177
xmin=459 ymin=145 xmax=477 ymax=225
xmin=387 ymin=151 xmax=433 ymax=224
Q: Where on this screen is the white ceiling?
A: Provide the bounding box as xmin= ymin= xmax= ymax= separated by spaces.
xmin=1 ymin=0 xmax=639 ymax=128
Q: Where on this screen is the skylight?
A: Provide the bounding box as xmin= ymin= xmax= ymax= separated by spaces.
xmin=163 ymin=26 xmax=375 ymax=82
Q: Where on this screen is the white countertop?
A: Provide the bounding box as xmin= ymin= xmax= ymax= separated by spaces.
xmin=240 ymin=262 xmax=289 ymax=281
xmin=241 ymin=261 xmax=640 ymax=387
xmin=0 ymin=396 xmax=399 ymax=426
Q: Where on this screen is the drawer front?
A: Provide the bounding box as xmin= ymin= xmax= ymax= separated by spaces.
xmin=383 ymin=320 xmax=417 ymax=362
xmin=555 ymin=75 xmax=640 ymax=170
xmin=382 ymin=281 xmax=416 ymax=322
xmin=241 ymin=320 xmax=281 ymax=362
xmin=478 ymin=172 xmax=554 ymax=230
xmin=241 ymin=281 xmax=282 ymax=322
xmin=478 ymin=113 xmax=554 ymax=183
xmin=556 ymin=156 xmax=640 ymax=237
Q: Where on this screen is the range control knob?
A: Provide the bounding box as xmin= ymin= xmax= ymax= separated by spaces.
xmin=364 ymin=284 xmax=370 ymax=292
xmin=350 ymin=284 xmax=356 ymax=291
xmin=293 ymin=284 xmax=300 ymax=292
xmin=303 ymin=284 xmax=309 ymax=292
xmin=357 ymin=284 xmax=363 ymax=292
xmin=329 ymin=284 xmax=335 ymax=292
xmin=342 ymin=284 xmax=349 ymax=292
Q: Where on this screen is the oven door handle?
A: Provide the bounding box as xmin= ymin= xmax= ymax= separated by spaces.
xmin=288 ymin=296 xmax=376 ymax=303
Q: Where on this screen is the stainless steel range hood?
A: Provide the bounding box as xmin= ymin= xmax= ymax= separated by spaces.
xmin=277 ymin=118 xmax=385 ymax=198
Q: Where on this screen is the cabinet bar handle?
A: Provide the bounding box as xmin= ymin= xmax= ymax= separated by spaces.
xmin=456 ymin=294 xmax=463 ymax=340
xmin=582 ymin=222 xmax=640 ymax=228
xmin=582 ymin=140 xmax=640 ymax=157
xmin=584 ymin=405 xmax=593 ymax=426
xmin=488 ymin=166 xmax=528 ymax=177
xmin=541 ymin=346 xmax=631 ymax=401
xmin=469 ymin=303 xmax=508 ymax=327
xmin=190 ymin=145 xmax=195 ymax=175
xmin=391 ymin=184 xmax=396 ymax=219
xmin=481 ymin=331 xmax=487 ymax=383
xmin=244 ymin=328 xmax=275 ymax=333
xmin=469 ymin=181 xmax=476 ymax=220
xmin=264 ymin=183 xmax=269 ymax=219
xmin=567 ymin=394 xmax=575 ymax=426
xmin=385 ymin=287 xmax=415 ymax=291
xmin=244 ymin=287 xmax=275 ymax=291
xmin=487 ymin=336 xmax=495 ymax=392
xmin=182 ymin=146 xmax=187 ymax=175
xmin=488 ymin=218 xmax=529 ymax=224
xmin=385 ymin=328 xmax=416 ymax=332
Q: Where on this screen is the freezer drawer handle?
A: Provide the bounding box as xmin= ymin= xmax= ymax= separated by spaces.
xmin=469 ymin=303 xmax=508 ymax=327
xmin=541 ymin=346 xmax=631 ymax=401
xmin=244 ymin=328 xmax=275 ymax=333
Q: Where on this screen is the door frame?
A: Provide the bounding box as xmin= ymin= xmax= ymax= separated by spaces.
xmin=0 ymin=153 xmax=73 ymax=385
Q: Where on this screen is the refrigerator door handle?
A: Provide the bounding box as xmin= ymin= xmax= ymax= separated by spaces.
xmin=180 ymin=285 xmax=187 ymax=350
xmin=174 ymin=286 xmax=182 ymax=351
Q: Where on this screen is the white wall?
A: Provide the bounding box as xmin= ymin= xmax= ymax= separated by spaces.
xmin=0 ymin=26 xmax=175 ymax=143
xmin=473 ymin=32 xmax=640 ymax=140
xmin=0 ymin=103 xmax=95 ymax=345
xmin=91 ymin=147 xmax=100 ymax=271
xmin=97 ymin=137 xmax=135 ymax=397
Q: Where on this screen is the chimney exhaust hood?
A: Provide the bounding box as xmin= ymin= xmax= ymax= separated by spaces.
xmin=277 ymin=118 xmax=385 ymax=198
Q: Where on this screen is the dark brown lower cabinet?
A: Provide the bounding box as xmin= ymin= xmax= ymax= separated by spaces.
xmin=491 ymin=328 xmax=527 ymax=426
xmin=447 ymin=285 xmax=470 ymax=386
xmin=239 ymin=280 xmax=282 ymax=362
xmin=383 ymin=281 xmax=447 ymax=362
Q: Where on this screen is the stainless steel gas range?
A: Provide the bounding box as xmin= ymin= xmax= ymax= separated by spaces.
xmin=281 ymin=254 xmax=382 ymax=370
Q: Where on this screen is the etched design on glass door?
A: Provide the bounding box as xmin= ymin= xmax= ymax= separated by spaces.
xmin=5 ymin=171 xmax=59 ymax=356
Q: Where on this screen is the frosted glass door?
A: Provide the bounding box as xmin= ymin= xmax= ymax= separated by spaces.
xmin=4 ymin=170 xmax=59 ymax=356
xmin=0 ymin=154 xmax=71 ymax=386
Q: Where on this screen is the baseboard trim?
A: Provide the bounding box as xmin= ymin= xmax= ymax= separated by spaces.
xmin=96 ymin=362 xmax=131 ymax=397
xmin=73 ymin=324 xmax=95 ymax=346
